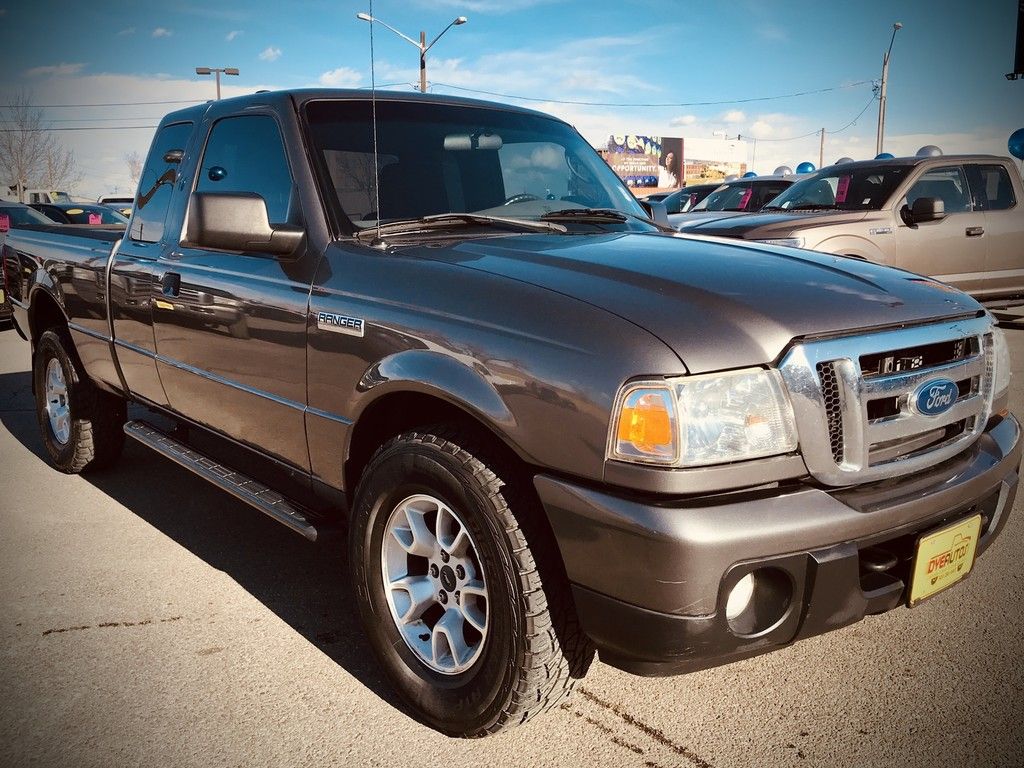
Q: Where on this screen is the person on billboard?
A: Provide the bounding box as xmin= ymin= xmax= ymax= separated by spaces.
xmin=658 ymin=150 xmax=679 ymax=188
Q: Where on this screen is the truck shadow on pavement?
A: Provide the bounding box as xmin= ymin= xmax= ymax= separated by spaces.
xmin=0 ymin=369 xmax=405 ymax=715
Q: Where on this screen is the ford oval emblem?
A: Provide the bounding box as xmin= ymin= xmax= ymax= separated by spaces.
xmin=914 ymin=378 xmax=958 ymax=416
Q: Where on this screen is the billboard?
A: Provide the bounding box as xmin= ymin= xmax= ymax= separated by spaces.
xmin=605 ymin=135 xmax=683 ymax=190
xmin=681 ymin=137 xmax=748 ymax=184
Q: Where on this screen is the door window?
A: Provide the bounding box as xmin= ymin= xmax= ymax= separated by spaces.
xmin=131 ymin=122 xmax=192 ymax=243
xmin=196 ymin=115 xmax=297 ymax=225
xmin=967 ymin=164 xmax=1017 ymax=211
xmin=905 ymin=166 xmax=972 ymax=213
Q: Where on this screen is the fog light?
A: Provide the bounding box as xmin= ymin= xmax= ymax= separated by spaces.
xmin=726 ymin=573 xmax=755 ymax=620
xmin=725 ymin=567 xmax=793 ymax=637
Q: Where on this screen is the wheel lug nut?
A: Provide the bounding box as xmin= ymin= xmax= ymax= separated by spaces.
xmin=454 ymin=591 xmax=461 ymax=604
xmin=455 ymin=565 xmax=465 ymax=580
xmin=440 ymin=551 xmax=450 ymax=563
xmin=438 ymin=590 xmax=448 ymax=604
xmin=430 ymin=564 xmax=439 ymax=578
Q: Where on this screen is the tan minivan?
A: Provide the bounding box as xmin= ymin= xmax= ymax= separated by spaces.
xmin=681 ymin=155 xmax=1024 ymax=308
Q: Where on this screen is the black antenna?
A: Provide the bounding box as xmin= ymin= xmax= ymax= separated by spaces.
xmin=369 ymin=0 xmax=382 ymax=242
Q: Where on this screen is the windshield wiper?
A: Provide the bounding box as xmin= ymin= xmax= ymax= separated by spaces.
xmin=355 ymin=212 xmax=566 ymax=242
xmin=786 ymin=203 xmax=838 ymax=211
xmin=540 ymin=207 xmax=674 ymax=231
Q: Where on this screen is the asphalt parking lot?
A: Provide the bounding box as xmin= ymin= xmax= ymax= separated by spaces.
xmin=1 ymin=315 xmax=1023 ymax=768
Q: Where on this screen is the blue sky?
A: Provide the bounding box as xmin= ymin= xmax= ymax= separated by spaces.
xmin=1 ymin=0 xmax=1021 ymax=196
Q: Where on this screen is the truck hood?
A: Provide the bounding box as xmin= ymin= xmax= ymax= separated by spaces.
xmin=666 ymin=210 xmax=749 ymax=229
xmin=409 ymin=232 xmax=980 ymax=373
xmin=684 ymin=209 xmax=871 ymax=239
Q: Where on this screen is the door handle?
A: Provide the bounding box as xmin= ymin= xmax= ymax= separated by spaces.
xmin=965 ymin=226 xmax=984 ymax=237
xmin=161 ymin=272 xmax=181 ymax=297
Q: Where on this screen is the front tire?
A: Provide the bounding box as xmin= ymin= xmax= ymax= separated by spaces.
xmin=349 ymin=427 xmax=593 ymax=736
xmin=33 ymin=329 xmax=126 ymax=473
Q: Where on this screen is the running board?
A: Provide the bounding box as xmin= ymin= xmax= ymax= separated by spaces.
xmin=124 ymin=420 xmax=321 ymax=542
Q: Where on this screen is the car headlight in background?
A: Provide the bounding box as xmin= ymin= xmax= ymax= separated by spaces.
xmin=992 ymin=325 xmax=1011 ymax=400
xmin=755 ymin=237 xmax=805 ymax=249
xmin=609 ymin=368 xmax=798 ymax=467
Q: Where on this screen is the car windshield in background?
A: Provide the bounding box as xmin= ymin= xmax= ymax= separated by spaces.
xmin=62 ymin=206 xmax=129 ymax=225
xmin=304 ymin=100 xmax=648 ymax=229
xmin=0 ymin=205 xmax=54 ymax=226
xmin=765 ymin=166 xmax=910 ymax=211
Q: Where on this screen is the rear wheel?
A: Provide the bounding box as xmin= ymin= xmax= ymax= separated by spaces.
xmin=33 ymin=329 xmax=126 ymax=473
xmin=349 ymin=427 xmax=593 ymax=736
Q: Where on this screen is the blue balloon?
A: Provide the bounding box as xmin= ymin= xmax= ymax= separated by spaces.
xmin=742 ymin=171 xmax=757 ymax=178
xmin=1009 ymin=128 xmax=1024 ymax=160
xmin=796 ymin=161 xmax=816 ymax=174
xmin=875 ymin=152 xmax=895 ymax=160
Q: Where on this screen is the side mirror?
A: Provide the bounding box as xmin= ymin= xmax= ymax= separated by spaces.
xmin=182 ymin=192 xmax=303 ymax=256
xmin=640 ymin=199 xmax=669 ymax=226
xmin=902 ymin=196 xmax=945 ymax=226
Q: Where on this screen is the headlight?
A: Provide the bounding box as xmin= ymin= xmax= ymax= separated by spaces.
xmin=756 ymin=237 xmax=805 ymax=249
xmin=609 ymin=368 xmax=798 ymax=467
xmin=992 ymin=325 xmax=1011 ymax=399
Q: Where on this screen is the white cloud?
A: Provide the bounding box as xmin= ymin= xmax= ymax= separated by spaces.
xmin=670 ymin=114 xmax=697 ymax=127
xmin=722 ymin=109 xmax=746 ymax=124
xmin=152 ymin=27 xmax=172 ymax=38
xmin=749 ymin=120 xmax=774 ymax=137
xmin=413 ymin=0 xmax=558 ymax=12
xmin=226 ymin=30 xmax=243 ymax=42
xmin=259 ymin=46 xmax=282 ymax=62
xmin=116 ymin=27 xmax=135 ymax=36
xmin=319 ymin=67 xmax=362 ymax=87
xmin=25 ymin=63 xmax=86 ymax=77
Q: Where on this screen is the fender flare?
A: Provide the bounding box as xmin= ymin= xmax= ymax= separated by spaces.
xmin=813 ymin=234 xmax=887 ymax=264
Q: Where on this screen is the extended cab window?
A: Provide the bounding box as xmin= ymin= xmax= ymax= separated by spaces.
xmin=131 ymin=121 xmax=192 ymax=243
xmin=196 ymin=115 xmax=297 ymax=225
xmin=905 ymin=166 xmax=972 ymax=213
xmin=968 ymin=164 xmax=1016 ymax=211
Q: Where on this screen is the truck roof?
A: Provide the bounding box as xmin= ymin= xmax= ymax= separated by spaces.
xmin=820 ymin=154 xmax=1010 ymax=171
xmin=160 ymin=88 xmax=568 ymax=127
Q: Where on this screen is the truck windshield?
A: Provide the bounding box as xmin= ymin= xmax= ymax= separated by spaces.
xmin=764 ymin=166 xmax=910 ymax=211
xmin=304 ymin=99 xmax=647 ymax=229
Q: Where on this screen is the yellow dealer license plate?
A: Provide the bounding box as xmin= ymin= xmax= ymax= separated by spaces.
xmin=909 ymin=514 xmax=982 ymax=606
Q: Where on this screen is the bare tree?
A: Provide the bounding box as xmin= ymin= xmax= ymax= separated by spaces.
xmin=124 ymin=151 xmax=143 ymax=187
xmin=0 ymin=89 xmax=81 ymax=198
xmin=42 ymin=144 xmax=82 ymax=191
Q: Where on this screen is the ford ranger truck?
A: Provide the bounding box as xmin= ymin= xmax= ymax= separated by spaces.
xmin=682 ymin=155 xmax=1024 ymax=309
xmin=1 ymin=90 xmax=1019 ymax=737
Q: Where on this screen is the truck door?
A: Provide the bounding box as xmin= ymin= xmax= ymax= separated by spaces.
xmin=151 ymin=113 xmax=314 ymax=471
xmin=108 ymin=120 xmax=194 ymax=407
xmin=893 ymin=164 xmax=988 ymax=296
xmin=965 ymin=163 xmax=1024 ymax=302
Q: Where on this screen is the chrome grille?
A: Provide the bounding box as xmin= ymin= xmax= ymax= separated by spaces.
xmin=779 ymin=316 xmax=995 ymax=487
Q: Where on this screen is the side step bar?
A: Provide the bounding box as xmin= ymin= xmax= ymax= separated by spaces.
xmin=124 ymin=420 xmax=322 ymax=542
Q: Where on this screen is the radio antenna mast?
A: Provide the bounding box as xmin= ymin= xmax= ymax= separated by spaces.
xmin=368 ymin=0 xmax=382 ymax=241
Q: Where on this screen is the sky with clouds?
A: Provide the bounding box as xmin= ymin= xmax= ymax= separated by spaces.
xmin=1 ymin=0 xmax=1021 ymax=197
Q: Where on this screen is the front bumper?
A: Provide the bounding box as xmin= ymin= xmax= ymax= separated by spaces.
xmin=536 ymin=414 xmax=1021 ymax=676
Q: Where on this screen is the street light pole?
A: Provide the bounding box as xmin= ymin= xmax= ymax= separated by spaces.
xmin=875 ymin=22 xmax=902 ymax=156
xmin=356 ymin=12 xmax=467 ymax=93
xmin=195 ymin=66 xmax=240 ymax=100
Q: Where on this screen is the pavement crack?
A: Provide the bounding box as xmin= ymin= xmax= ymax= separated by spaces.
xmin=578 ymin=687 xmax=715 ymax=768
xmin=42 ymin=615 xmax=182 ymax=636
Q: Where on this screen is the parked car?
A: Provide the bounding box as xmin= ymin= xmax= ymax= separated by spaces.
xmin=0 ymin=203 xmax=51 ymax=324
xmin=31 ymin=203 xmax=129 ymax=226
xmin=2 ymin=89 xmax=1017 ymax=737
xmin=98 ymin=194 xmax=135 ymax=217
xmin=668 ymin=175 xmax=797 ymax=229
xmin=641 ymin=183 xmax=719 ymax=214
xmin=681 ymin=155 xmax=1024 ymax=308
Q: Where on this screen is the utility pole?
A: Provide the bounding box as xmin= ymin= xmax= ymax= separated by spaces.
xmin=819 ymin=128 xmax=825 ymax=169
xmin=357 ymin=13 xmax=466 ymax=94
xmin=420 ymin=31 xmax=427 ymax=93
xmin=875 ymin=23 xmax=903 ymax=156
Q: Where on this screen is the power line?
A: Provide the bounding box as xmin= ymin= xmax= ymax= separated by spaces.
xmin=0 ymin=116 xmax=166 ymax=124
xmin=0 ymin=125 xmax=158 ymax=132
xmin=428 ymin=79 xmax=873 ymax=107
xmin=743 ymin=94 xmax=876 ymax=143
xmin=3 ymin=98 xmax=206 ymax=108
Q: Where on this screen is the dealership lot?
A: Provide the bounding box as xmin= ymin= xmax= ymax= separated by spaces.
xmin=1 ymin=318 xmax=1022 ymax=768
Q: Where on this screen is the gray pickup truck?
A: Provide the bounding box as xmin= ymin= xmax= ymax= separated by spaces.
xmin=1 ymin=89 xmax=1019 ymax=737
